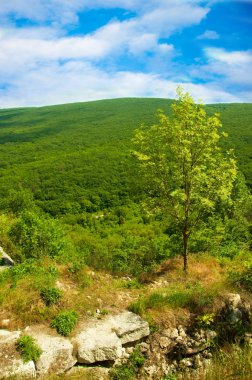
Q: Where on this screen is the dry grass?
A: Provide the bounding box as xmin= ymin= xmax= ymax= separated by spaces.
xmin=0 ymin=253 xmax=247 ymax=332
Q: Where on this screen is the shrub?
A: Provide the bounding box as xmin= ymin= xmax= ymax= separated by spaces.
xmin=16 ymin=335 xmax=42 ymax=363
xmin=40 ymin=286 xmax=63 ymax=306
xmin=9 ymin=211 xmax=72 ymax=260
xmin=230 ymin=263 xmax=252 ymax=292
xmin=51 ymin=310 xmax=78 ymax=336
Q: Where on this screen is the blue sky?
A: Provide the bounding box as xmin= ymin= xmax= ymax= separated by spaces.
xmin=0 ymin=0 xmax=251 ymax=107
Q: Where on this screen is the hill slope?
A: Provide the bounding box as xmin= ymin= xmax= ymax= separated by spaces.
xmin=0 ymin=98 xmax=251 ymax=216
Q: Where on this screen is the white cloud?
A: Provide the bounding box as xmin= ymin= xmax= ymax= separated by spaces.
xmin=0 ymin=1 xmax=249 ymax=107
xmin=0 ymin=60 xmax=241 ymax=108
xmin=197 ymin=30 xmax=220 ymax=39
xmin=204 ymin=48 xmax=252 ymax=85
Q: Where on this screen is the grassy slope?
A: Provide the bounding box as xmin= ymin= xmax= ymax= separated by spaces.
xmin=0 ymin=98 xmax=251 ymax=216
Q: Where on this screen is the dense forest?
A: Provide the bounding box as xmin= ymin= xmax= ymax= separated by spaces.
xmin=0 ymin=98 xmax=251 ymax=274
xmin=0 ymin=97 xmax=251 ymax=380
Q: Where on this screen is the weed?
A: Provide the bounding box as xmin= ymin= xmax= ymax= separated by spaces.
xmin=40 ymin=286 xmax=63 ymax=306
xmin=51 ymin=310 xmax=78 ymax=336
xmin=196 ymin=313 xmax=215 ymax=328
xmin=110 ymin=346 xmax=145 ymax=380
xmin=16 ymin=335 xmax=42 ymax=363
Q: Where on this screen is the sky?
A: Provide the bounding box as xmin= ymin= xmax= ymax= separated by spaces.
xmin=0 ymin=0 xmax=251 ymax=107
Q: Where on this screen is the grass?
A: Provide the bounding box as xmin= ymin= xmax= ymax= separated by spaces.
xmin=16 ymin=335 xmax=42 ymax=363
xmin=128 ymin=282 xmax=216 ymax=316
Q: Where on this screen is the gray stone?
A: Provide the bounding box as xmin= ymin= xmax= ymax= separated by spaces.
xmin=163 ymin=328 xmax=179 ymax=339
xmin=0 ymin=360 xmax=36 ymax=379
xmin=111 ymin=311 xmax=150 ymax=344
xmin=74 ymin=329 xmax=123 ymax=364
xmin=73 ymin=311 xmax=149 ymax=364
xmin=30 ymin=333 xmax=76 ymax=375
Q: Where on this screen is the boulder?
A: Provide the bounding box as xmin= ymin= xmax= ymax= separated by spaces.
xmin=73 ymin=311 xmax=150 ymax=364
xmin=110 ymin=311 xmax=150 ymax=344
xmin=0 ymin=360 xmax=36 ymax=379
xmin=30 ymin=332 xmax=76 ymax=375
xmin=0 ymin=330 xmax=35 ymax=379
xmin=74 ymin=329 xmax=123 ymax=364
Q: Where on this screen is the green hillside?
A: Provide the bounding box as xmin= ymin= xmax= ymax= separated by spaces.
xmin=0 ymin=98 xmax=251 ymax=217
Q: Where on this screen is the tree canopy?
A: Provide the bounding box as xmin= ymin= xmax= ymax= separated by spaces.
xmin=133 ymin=88 xmax=238 ymax=272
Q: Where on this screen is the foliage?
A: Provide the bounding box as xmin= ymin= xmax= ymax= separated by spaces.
xmin=9 ymin=211 xmax=73 ymax=260
xmin=51 ymin=310 xmax=78 ymax=336
xmin=40 ymin=286 xmax=63 ymax=306
xmin=133 ymin=89 xmax=237 ymax=271
xmin=0 ymin=98 xmax=251 ymax=218
xmin=110 ymin=346 xmax=145 ymax=380
xmin=16 ymin=335 xmax=42 ymax=363
xmin=196 ymin=313 xmax=215 ymax=328
xmin=229 ymin=262 xmax=252 ymax=292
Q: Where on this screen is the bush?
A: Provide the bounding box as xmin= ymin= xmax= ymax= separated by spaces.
xmin=40 ymin=286 xmax=63 ymax=306
xmin=16 ymin=335 xmax=42 ymax=363
xmin=9 ymin=211 xmax=72 ymax=260
xmin=51 ymin=310 xmax=78 ymax=336
xmin=230 ymin=263 xmax=252 ymax=292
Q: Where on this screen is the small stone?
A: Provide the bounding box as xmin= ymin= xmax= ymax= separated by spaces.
xmin=205 ymin=330 xmax=217 ymax=340
xmin=226 ymin=293 xmax=241 ymax=309
xmin=139 ymin=342 xmax=149 ymax=353
xmin=159 ymin=337 xmax=172 ymax=349
xmin=163 ymin=328 xmax=179 ymax=339
xmin=178 ymin=328 xmax=187 ymax=338
xmin=144 ymin=365 xmax=157 ymax=377
xmin=194 ymin=354 xmax=203 ymax=369
xmin=180 ymin=358 xmax=193 ymax=368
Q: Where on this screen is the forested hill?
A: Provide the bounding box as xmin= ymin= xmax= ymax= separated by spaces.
xmin=0 ymin=98 xmax=251 ymax=216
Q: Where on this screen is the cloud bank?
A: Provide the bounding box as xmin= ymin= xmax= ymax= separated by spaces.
xmin=0 ymin=0 xmax=250 ymax=107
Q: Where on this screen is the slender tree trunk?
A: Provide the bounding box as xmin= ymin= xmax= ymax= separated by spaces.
xmin=182 ymin=230 xmax=189 ymax=273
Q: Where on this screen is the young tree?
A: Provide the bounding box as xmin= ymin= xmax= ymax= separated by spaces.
xmin=133 ymin=88 xmax=237 ymax=272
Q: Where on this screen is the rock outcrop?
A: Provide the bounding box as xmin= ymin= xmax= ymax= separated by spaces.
xmin=74 ymin=311 xmax=150 ymax=364
xmin=0 ymin=311 xmax=150 ymax=378
xmin=0 ymin=295 xmax=250 ymax=379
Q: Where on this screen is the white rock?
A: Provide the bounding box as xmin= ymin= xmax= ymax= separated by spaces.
xmin=0 ymin=360 xmax=36 ymax=379
xmin=0 ymin=330 xmax=20 ymax=342
xmin=159 ymin=337 xmax=172 ymax=349
xmin=74 ymin=329 xmax=123 ymax=363
xmin=73 ymin=311 xmax=149 ymax=364
xmin=111 ymin=311 xmax=150 ymax=344
xmin=30 ymin=333 xmax=76 ymax=375
xmin=163 ymin=328 xmax=179 ymax=339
